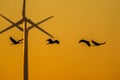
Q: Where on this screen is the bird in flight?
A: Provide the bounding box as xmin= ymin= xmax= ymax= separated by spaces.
xmin=47 ymin=38 xmax=60 ymax=44
xmin=79 ymin=39 xmax=91 ymax=47
xmin=9 ymin=37 xmax=23 ymax=45
xmin=91 ymin=40 xmax=106 ymax=46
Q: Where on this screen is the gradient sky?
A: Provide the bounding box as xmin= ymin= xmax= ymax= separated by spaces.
xmin=0 ymin=0 xmax=120 ymax=80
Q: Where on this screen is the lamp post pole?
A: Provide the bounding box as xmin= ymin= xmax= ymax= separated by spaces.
xmin=23 ymin=18 xmax=29 ymax=80
xmin=0 ymin=1 xmax=54 ymax=80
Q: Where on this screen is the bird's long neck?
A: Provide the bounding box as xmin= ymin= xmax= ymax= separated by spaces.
xmin=22 ymin=0 xmax=26 ymax=18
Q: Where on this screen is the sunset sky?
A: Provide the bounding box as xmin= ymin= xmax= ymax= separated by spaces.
xmin=0 ymin=0 xmax=120 ymax=80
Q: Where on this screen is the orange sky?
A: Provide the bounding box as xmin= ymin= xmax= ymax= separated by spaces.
xmin=0 ymin=0 xmax=120 ymax=80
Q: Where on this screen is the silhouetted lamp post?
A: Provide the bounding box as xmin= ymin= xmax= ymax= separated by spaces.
xmin=0 ymin=0 xmax=54 ymax=80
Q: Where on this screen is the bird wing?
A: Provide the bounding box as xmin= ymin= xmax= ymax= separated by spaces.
xmin=92 ymin=40 xmax=106 ymax=45
xmin=91 ymin=40 xmax=100 ymax=45
xmin=18 ymin=39 xmax=23 ymax=42
xmin=79 ymin=39 xmax=91 ymax=47
xmin=10 ymin=37 xmax=17 ymax=43
xmin=86 ymin=41 xmax=91 ymax=46
xmin=79 ymin=39 xmax=87 ymax=43
xmin=55 ymin=40 xmax=60 ymax=44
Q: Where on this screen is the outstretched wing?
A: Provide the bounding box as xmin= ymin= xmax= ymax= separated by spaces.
xmin=10 ymin=37 xmax=17 ymax=43
xmin=18 ymin=39 xmax=23 ymax=42
xmin=55 ymin=40 xmax=60 ymax=44
xmin=79 ymin=39 xmax=91 ymax=47
xmin=91 ymin=40 xmax=98 ymax=45
xmin=91 ymin=40 xmax=106 ymax=45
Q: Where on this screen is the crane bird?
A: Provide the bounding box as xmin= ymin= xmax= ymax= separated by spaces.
xmin=47 ymin=38 xmax=60 ymax=44
xmin=79 ymin=39 xmax=91 ymax=47
xmin=9 ymin=37 xmax=23 ymax=45
xmin=91 ymin=40 xmax=106 ymax=46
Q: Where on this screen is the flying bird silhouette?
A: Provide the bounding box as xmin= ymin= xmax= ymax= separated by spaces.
xmin=91 ymin=40 xmax=106 ymax=46
xmin=10 ymin=37 xmax=23 ymax=45
xmin=79 ymin=39 xmax=91 ymax=47
xmin=47 ymin=38 xmax=60 ymax=44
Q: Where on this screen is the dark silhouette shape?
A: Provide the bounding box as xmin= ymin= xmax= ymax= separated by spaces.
xmin=10 ymin=37 xmax=23 ymax=45
xmin=79 ymin=39 xmax=91 ymax=47
xmin=1 ymin=0 xmax=54 ymax=80
xmin=47 ymin=38 xmax=60 ymax=44
xmin=91 ymin=40 xmax=106 ymax=46
xmin=0 ymin=13 xmax=54 ymax=38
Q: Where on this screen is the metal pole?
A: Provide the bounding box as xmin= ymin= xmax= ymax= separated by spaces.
xmin=23 ymin=20 xmax=28 ymax=80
